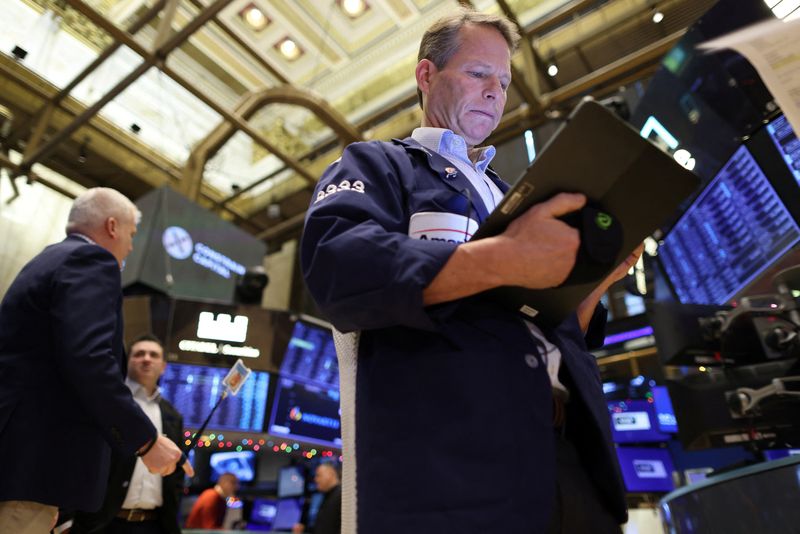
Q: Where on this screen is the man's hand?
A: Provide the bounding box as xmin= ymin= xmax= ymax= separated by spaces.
xmin=495 ymin=192 xmax=586 ymax=289
xmin=576 ymin=242 xmax=645 ymax=332
xmin=292 ymin=522 xmax=306 ymax=533
xmin=423 ymin=193 xmax=587 ymax=306
xmin=141 ymin=435 xmax=195 ymax=477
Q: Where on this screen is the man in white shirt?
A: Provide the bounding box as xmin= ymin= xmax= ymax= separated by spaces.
xmin=71 ymin=334 xmax=184 ymax=534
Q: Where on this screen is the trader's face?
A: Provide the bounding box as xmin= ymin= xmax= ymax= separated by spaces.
xmin=127 ymin=340 xmax=166 ymax=391
xmin=314 ymin=465 xmax=339 ymax=493
xmin=417 ymin=24 xmax=511 ymax=147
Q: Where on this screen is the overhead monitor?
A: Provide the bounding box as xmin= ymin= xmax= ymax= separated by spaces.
xmin=160 ymin=362 xmax=270 ymax=432
xmin=608 ymin=399 xmax=671 ymax=444
xmin=615 ymin=446 xmax=676 ymax=493
xmin=210 ymin=450 xmax=256 ymax=482
xmin=658 ymin=144 xmax=800 ymax=305
xmin=279 ymin=320 xmax=339 ymax=389
xmin=163 ymin=298 xmax=277 ymax=372
xmin=268 ymin=377 xmax=342 ymax=449
xmin=122 ymin=186 xmax=267 ymax=304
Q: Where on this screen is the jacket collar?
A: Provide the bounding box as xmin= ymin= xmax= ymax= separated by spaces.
xmin=392 ymin=137 xmax=509 ymax=223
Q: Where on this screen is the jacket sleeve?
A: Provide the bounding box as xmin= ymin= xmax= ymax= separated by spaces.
xmin=50 ymin=245 xmax=156 ymax=456
xmin=301 ymin=142 xmax=458 ymax=333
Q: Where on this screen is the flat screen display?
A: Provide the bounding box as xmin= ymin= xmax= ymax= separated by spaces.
xmin=280 ymin=321 xmax=339 ymax=389
xmin=763 ymin=448 xmax=800 ymax=461
xmin=250 ymin=498 xmax=277 ymax=526
xmin=268 ymin=377 xmax=342 ymax=448
xmin=766 ymin=114 xmax=800 ymax=186
xmin=277 ymin=465 xmax=306 ymax=498
xmin=210 ymin=450 xmax=256 ymax=482
xmin=123 ymin=186 xmax=266 ymax=303
xmin=271 ymin=498 xmax=303 ymax=531
xmin=616 ymin=446 xmax=675 ymax=493
xmin=658 ymin=144 xmax=800 ymax=304
xmin=160 ymin=362 xmax=270 ymax=432
xmin=608 ymin=399 xmax=671 ymax=443
xmin=651 ymin=385 xmax=679 ymax=434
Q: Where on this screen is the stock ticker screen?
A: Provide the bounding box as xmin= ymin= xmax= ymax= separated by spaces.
xmin=766 ymin=114 xmax=800 ymax=186
xmin=658 ymin=144 xmax=800 ymax=305
xmin=268 ymin=377 xmax=342 ymax=448
xmin=279 ymin=321 xmax=339 ymax=389
xmin=160 ymin=363 xmax=270 ymax=432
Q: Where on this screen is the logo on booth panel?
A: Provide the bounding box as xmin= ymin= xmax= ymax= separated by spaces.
xmin=162 ymin=226 xmax=193 ymax=260
xmin=289 ymin=407 xmax=303 ymax=421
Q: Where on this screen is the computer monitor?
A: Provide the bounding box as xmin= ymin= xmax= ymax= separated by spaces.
xmin=608 ymin=399 xmax=671 ymax=443
xmin=765 ymin=114 xmax=800 ymax=186
xmin=277 ymin=465 xmax=306 ymax=498
xmin=651 ymin=385 xmax=679 ymax=434
xmin=658 ymin=144 xmax=800 ymax=305
xmin=267 ymin=377 xmax=342 ymax=449
xmin=249 ymin=498 xmax=277 ymax=528
xmin=209 ymin=450 xmax=256 ymax=482
xmin=762 ymin=448 xmax=800 ymax=461
xmin=271 ymin=497 xmax=304 ymax=531
xmin=279 ymin=320 xmax=339 ymax=389
xmin=160 ymin=362 xmax=270 ymax=432
xmin=615 ymin=446 xmax=675 ymax=493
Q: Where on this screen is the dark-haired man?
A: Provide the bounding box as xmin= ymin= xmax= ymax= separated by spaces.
xmin=71 ymin=334 xmax=184 ymax=534
xmin=301 ymin=8 xmax=640 ymax=534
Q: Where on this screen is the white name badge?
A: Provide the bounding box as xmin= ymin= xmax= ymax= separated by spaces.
xmin=408 ymin=211 xmax=479 ymax=244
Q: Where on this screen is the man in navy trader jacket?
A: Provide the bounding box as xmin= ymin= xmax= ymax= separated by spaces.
xmin=0 ymin=188 xmax=192 ymax=534
xmin=302 ymin=8 xmax=641 ymax=534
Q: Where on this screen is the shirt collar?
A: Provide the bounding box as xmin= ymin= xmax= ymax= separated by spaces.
xmin=411 ymin=127 xmax=496 ymax=173
xmin=126 ymin=377 xmax=161 ymax=402
xmin=69 ymin=232 xmax=97 ymax=245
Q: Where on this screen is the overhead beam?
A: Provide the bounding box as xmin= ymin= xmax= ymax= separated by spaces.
xmin=19 ymin=0 xmax=235 ymax=175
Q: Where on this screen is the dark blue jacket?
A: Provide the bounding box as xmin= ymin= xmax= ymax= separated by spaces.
xmin=0 ymin=236 xmax=156 ymax=511
xmin=302 ymin=138 xmax=626 ymax=533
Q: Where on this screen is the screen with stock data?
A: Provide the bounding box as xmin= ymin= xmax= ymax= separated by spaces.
xmin=765 ymin=114 xmax=800 ymax=186
xmin=160 ymin=363 xmax=270 ymax=432
xmin=279 ymin=321 xmax=339 ymax=389
xmin=658 ymin=144 xmax=800 ymax=305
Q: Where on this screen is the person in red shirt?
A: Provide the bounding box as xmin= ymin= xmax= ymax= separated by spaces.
xmin=185 ymin=473 xmax=238 ymax=529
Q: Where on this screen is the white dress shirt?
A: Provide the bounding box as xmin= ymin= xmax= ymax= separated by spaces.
xmin=121 ymin=378 xmax=164 ymax=510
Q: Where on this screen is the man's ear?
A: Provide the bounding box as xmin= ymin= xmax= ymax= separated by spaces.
xmin=105 ymin=216 xmax=118 ymax=239
xmin=415 ymin=59 xmax=437 ymax=100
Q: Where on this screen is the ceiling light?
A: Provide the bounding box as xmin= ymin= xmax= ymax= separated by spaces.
xmin=340 ymin=0 xmax=368 ymax=18
xmin=239 ymin=4 xmax=269 ymax=32
xmin=277 ymin=38 xmax=303 ymax=61
xmin=547 ymin=63 xmax=558 ymax=77
xmin=652 ymin=9 xmax=664 ymax=23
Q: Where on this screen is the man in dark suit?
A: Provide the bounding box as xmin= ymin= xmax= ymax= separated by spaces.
xmin=0 ymin=187 xmax=192 ymax=534
xmin=292 ymin=463 xmax=342 ymax=534
xmin=71 ymin=334 xmax=185 ymax=534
